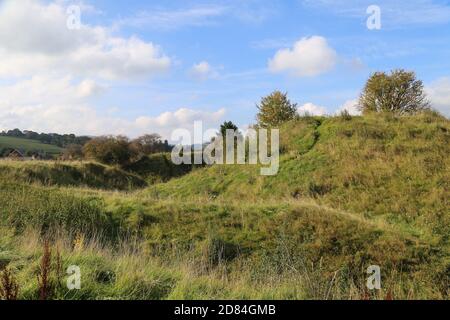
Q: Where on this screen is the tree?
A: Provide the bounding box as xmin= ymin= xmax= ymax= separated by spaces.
xmin=6 ymin=129 xmax=24 ymax=138
xmin=131 ymin=134 xmax=163 ymax=155
xmin=256 ymin=91 xmax=297 ymax=128
xmin=1 ymin=129 xmax=91 ymax=147
xmin=83 ymin=135 xmax=135 ymax=166
xmin=219 ymin=121 xmax=239 ymax=138
xmin=359 ymin=69 xmax=430 ymax=115
xmin=63 ymin=144 xmax=83 ymax=160
xmin=130 ymin=133 xmax=172 ymax=156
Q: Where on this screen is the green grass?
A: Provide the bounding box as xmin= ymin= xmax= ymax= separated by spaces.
xmin=146 ymin=113 xmax=450 ymax=244
xmin=0 ymin=161 xmax=146 ymax=191
xmin=124 ymin=153 xmax=197 ymax=184
xmin=0 ymin=136 xmax=64 ymax=155
xmin=0 ymin=112 xmax=448 ymax=300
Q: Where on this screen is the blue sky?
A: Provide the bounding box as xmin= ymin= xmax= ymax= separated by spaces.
xmin=0 ymin=0 xmax=449 ymax=139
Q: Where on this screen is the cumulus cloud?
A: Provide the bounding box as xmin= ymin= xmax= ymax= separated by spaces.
xmin=269 ymin=36 xmax=337 ymax=77
xmin=0 ymin=76 xmax=226 ymax=139
xmin=0 ymin=76 xmax=103 ymax=106
xmin=427 ymin=77 xmax=450 ymax=116
xmin=0 ymin=0 xmax=171 ymax=79
xmin=0 ymin=73 xmax=229 ymax=139
xmin=336 ymin=99 xmax=361 ymax=115
xmin=135 ymin=108 xmax=226 ymax=138
xmin=297 ymin=103 xmax=328 ymax=116
xmin=0 ymin=1 xmax=208 ymax=139
xmin=190 ymin=61 xmax=219 ymax=80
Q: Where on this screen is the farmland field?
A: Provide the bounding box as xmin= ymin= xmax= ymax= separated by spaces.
xmin=0 ymin=136 xmax=63 ymax=155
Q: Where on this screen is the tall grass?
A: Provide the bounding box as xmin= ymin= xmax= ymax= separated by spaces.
xmin=0 ymin=161 xmax=146 ymax=191
xmin=3 ymin=228 xmax=443 ymax=300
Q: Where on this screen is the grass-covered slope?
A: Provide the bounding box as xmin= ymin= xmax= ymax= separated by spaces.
xmin=0 ymin=136 xmax=63 ymax=155
xmin=0 ymin=161 xmax=146 ymax=190
xmin=0 ymin=184 xmax=446 ymax=299
xmin=0 ymin=112 xmax=448 ymax=300
xmin=124 ymin=153 xmax=197 ymax=184
xmin=146 ymin=113 xmax=449 ymax=243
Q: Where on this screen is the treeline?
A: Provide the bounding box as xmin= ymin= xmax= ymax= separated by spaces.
xmin=66 ymin=134 xmax=173 ymax=165
xmin=0 ymin=129 xmax=91 ymax=147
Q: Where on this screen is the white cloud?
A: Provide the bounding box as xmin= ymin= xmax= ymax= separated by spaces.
xmin=269 ymin=36 xmax=337 ymax=77
xmin=135 ymin=108 xmax=226 ymax=138
xmin=190 ymin=61 xmax=219 ymax=80
xmin=0 ymin=1 xmax=231 ymax=139
xmin=0 ymin=76 xmax=103 ymax=105
xmin=298 ymin=103 xmax=328 ymax=116
xmin=427 ymin=77 xmax=450 ymax=116
xmin=336 ymin=99 xmax=361 ymax=115
xmin=77 ymin=79 xmax=105 ymax=98
xmin=0 ymin=76 xmax=226 ymax=139
xmin=192 ymin=61 xmax=211 ymax=75
xmin=0 ymin=0 xmax=171 ymax=80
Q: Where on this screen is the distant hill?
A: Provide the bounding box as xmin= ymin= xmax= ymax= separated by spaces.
xmin=0 ymin=128 xmax=91 ymax=148
xmin=0 ymin=136 xmax=64 ymax=156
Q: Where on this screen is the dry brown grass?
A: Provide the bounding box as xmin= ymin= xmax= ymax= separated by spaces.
xmin=0 ymin=268 xmax=19 ymax=300
xmin=37 ymin=240 xmax=53 ymax=300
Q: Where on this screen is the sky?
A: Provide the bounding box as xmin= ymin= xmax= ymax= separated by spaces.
xmin=0 ymin=0 xmax=449 ymax=140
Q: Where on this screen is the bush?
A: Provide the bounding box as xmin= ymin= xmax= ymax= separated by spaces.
xmin=257 ymin=91 xmax=297 ymax=128
xmin=359 ymin=69 xmax=430 ymax=115
xmin=83 ymin=136 xmax=135 ymax=166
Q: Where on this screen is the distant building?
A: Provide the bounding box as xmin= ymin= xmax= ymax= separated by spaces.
xmin=5 ymin=149 xmax=38 ymax=161
xmin=7 ymin=149 xmax=26 ymax=160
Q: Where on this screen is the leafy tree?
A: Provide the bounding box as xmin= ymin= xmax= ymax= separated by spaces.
xmin=63 ymin=144 xmax=84 ymax=160
xmin=256 ymin=91 xmax=297 ymax=128
xmin=131 ymin=134 xmax=172 ymax=157
xmin=359 ymin=69 xmax=430 ymax=115
xmin=131 ymin=134 xmax=162 ymax=155
xmin=83 ymin=136 xmax=135 ymax=166
xmin=6 ymin=129 xmax=24 ymax=138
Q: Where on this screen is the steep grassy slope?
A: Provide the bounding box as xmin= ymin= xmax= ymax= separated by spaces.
xmin=0 ymin=136 xmax=63 ymax=155
xmin=0 ymin=112 xmax=448 ymax=300
xmin=146 ymin=113 xmax=449 ymax=243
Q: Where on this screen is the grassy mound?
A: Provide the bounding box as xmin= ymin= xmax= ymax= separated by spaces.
xmin=0 ymin=112 xmax=448 ymax=300
xmin=0 ymin=161 xmax=146 ymax=191
xmin=146 ymin=113 xmax=449 ymax=244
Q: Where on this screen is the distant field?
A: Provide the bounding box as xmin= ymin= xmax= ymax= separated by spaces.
xmin=0 ymin=136 xmax=63 ymax=155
